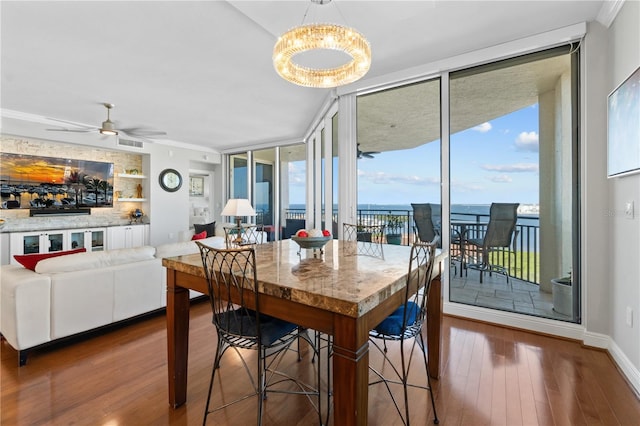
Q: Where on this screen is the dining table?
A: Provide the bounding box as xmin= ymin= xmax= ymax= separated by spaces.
xmin=450 ymin=220 xmax=488 ymax=271
xmin=163 ymin=239 xmax=445 ymax=426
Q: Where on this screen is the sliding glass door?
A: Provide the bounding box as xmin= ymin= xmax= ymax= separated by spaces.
xmin=449 ymin=45 xmax=580 ymax=323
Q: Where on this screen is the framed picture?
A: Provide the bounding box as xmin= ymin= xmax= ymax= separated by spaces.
xmin=607 ymin=65 xmax=640 ymax=178
xmin=189 ymin=176 xmax=204 ymax=196
xmin=0 ymin=152 xmax=114 ymax=209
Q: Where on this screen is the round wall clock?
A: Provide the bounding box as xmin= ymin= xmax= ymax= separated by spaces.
xmin=159 ymin=168 xmax=182 ymax=192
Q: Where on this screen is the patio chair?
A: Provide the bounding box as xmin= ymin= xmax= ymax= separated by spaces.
xmin=412 ymin=203 xmax=462 ymax=275
xmin=464 ymin=202 xmax=519 ymax=283
xmin=368 ymin=240 xmax=439 ymax=425
xmin=411 ymin=203 xmax=438 ymax=243
xmin=196 ymin=242 xmax=322 ymax=425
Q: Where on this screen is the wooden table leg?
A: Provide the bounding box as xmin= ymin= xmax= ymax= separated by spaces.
xmin=332 ymin=315 xmax=369 ymax=426
xmin=166 ymin=270 xmax=191 ymax=408
xmin=426 ymin=273 xmax=442 ymax=379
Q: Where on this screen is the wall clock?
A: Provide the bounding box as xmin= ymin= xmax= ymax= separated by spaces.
xmin=159 ymin=168 xmax=182 ymax=192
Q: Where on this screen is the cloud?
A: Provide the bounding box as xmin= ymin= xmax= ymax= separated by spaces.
xmin=481 ymin=163 xmax=539 ymax=173
xmin=358 ymin=169 xmax=439 ymax=186
xmin=488 ymin=174 xmax=512 ymax=183
xmin=287 ymin=162 xmax=306 ymax=185
xmin=515 ymin=131 xmax=539 ymax=152
xmin=451 ymin=179 xmax=485 ymax=193
xmin=472 ymin=122 xmax=492 ymax=133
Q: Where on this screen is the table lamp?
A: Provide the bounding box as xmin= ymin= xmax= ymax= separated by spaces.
xmin=221 ymin=199 xmax=256 ymax=244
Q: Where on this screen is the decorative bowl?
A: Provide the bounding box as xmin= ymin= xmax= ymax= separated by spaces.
xmin=291 ymin=236 xmax=331 ymax=251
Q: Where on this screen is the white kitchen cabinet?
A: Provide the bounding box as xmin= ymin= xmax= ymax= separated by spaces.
xmin=9 ymin=229 xmax=66 ymax=264
xmin=7 ymin=227 xmax=110 ymax=265
xmin=106 ymin=224 xmax=149 ymax=250
xmin=67 ymin=228 xmax=106 ymax=252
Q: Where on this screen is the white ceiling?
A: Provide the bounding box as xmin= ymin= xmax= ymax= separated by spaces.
xmin=0 ymin=1 xmax=606 ymax=153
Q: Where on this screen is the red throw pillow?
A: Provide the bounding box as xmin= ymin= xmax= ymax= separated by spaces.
xmin=191 ymin=230 xmax=207 ymax=240
xmin=14 ymin=248 xmax=87 ymax=271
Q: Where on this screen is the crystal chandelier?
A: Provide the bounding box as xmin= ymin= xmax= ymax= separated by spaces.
xmin=273 ymin=3 xmax=371 ymax=88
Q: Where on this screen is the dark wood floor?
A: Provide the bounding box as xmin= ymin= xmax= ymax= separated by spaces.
xmin=2 ymin=300 xmax=639 ymax=425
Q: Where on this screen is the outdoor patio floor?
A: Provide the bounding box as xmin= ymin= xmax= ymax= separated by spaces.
xmin=448 ymin=262 xmax=573 ymax=322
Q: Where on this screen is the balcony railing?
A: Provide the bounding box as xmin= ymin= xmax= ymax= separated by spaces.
xmin=284 ymin=208 xmax=540 ymax=285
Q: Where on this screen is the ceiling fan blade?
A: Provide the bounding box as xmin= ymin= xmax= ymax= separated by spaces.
xmin=46 ymin=104 xmax=165 ymax=141
xmin=120 ymin=127 xmax=167 ymax=136
xmin=119 ymin=131 xmax=156 ymax=143
xmin=46 ymin=128 xmax=96 ymax=133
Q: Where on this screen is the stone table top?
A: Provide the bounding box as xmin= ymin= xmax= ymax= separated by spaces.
xmin=162 ymin=239 xmax=444 ymax=318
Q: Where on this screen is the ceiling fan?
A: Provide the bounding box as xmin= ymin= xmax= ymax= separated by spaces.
xmin=46 ymin=103 xmax=166 ymax=141
xmin=357 ymin=143 xmax=380 ymax=159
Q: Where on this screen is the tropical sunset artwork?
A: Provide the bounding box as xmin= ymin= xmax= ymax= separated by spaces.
xmin=0 ymin=153 xmax=114 ymax=209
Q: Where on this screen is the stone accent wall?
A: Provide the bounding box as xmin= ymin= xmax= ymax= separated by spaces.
xmin=1 ymin=136 xmax=145 ymax=230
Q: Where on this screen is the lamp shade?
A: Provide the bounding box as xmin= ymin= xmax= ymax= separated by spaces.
xmin=220 ymin=199 xmax=256 ymax=217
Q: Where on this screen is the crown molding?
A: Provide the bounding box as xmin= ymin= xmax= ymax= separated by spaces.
xmin=1 ymin=108 xmax=65 ymax=126
xmin=596 ymin=0 xmax=625 ymax=28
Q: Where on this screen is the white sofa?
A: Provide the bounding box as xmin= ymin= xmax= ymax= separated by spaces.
xmin=0 ymin=234 xmax=225 ymax=366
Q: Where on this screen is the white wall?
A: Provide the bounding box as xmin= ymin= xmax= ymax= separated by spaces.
xmin=582 ymin=0 xmax=640 ymax=392
xmin=606 ymin=0 xmax=640 ymax=381
xmin=147 ymin=144 xmax=221 ymax=247
xmin=582 ymin=21 xmax=612 ymax=340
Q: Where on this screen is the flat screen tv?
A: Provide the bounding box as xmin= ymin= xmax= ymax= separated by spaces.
xmin=0 ymin=153 xmax=114 ymax=211
xmin=607 ymin=65 xmax=640 ymax=178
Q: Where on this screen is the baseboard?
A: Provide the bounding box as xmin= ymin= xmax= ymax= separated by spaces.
xmin=445 ymin=301 xmax=640 ymax=397
xmin=607 ymin=337 xmax=640 ymax=397
xmin=444 ymin=301 xmax=586 ymax=340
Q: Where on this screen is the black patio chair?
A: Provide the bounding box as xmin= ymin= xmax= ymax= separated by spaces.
xmin=412 ymin=203 xmax=462 ymax=275
xmin=463 ymin=202 xmax=519 ymax=283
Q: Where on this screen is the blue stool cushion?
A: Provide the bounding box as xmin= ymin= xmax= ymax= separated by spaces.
xmin=216 ymin=309 xmax=298 ymax=346
xmin=374 ymin=301 xmax=419 ymax=335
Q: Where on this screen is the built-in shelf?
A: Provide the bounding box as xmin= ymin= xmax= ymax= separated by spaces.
xmin=117 ymin=173 xmax=147 ymax=179
xmin=117 ymin=173 xmax=147 ymax=201
xmin=117 ymin=198 xmax=147 ymax=202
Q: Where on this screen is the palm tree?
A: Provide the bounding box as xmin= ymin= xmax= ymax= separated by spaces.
xmin=65 ymin=170 xmax=86 ymax=207
xmin=85 ymin=177 xmax=101 ymax=206
xmin=98 ymin=180 xmax=110 ymax=204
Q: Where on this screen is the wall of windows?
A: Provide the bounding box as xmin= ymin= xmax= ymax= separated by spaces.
xmin=224 ymin=45 xmax=580 ymax=325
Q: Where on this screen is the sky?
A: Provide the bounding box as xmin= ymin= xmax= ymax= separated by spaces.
xmin=0 ymin=153 xmax=114 ymax=186
xmin=288 ymin=104 xmax=540 ymax=207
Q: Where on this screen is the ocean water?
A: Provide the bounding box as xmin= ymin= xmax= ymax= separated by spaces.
xmin=288 ymin=203 xmax=540 ymax=252
xmin=289 ymin=203 xmax=539 ymax=222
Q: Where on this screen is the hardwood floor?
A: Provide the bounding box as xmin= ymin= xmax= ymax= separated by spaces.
xmin=2 ymin=300 xmax=639 ymax=425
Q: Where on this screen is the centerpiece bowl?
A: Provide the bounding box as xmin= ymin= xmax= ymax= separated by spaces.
xmin=291 ymin=236 xmax=331 ymax=252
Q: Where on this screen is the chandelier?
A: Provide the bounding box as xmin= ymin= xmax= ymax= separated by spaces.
xmin=273 ymin=3 xmax=371 ymax=88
